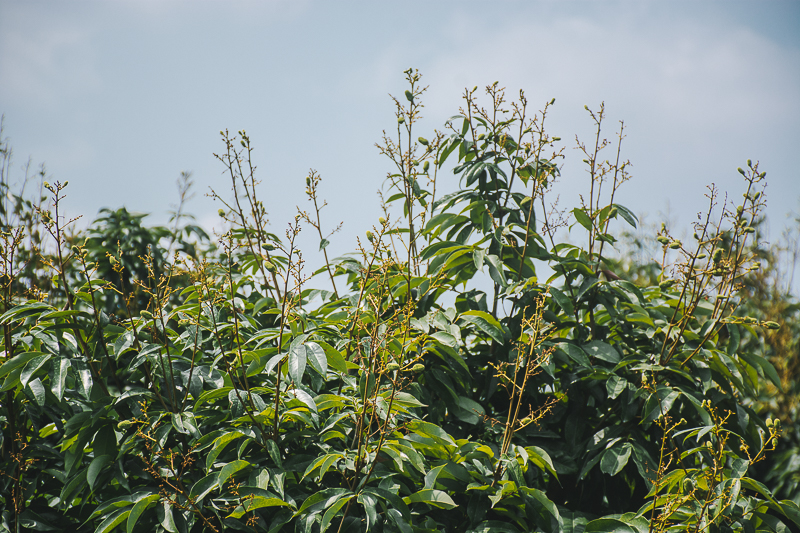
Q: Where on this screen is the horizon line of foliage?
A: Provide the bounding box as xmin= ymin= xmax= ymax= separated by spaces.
xmin=1 ymin=71 xmax=799 ymax=533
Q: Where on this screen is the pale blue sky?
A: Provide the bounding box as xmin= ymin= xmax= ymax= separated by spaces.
xmin=1 ymin=1 xmax=799 ymax=280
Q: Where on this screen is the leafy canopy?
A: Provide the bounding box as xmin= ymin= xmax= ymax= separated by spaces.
xmin=0 ymin=72 xmax=797 ymax=533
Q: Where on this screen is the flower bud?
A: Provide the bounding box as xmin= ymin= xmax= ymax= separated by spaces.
xmin=378 ymin=217 xmax=386 ymax=225
xmin=140 ymin=310 xmax=154 ymax=320
xmin=766 ymin=418 xmax=774 ymax=427
xmin=669 ymin=240 xmax=681 ymax=249
xmin=405 ymin=90 xmax=414 ymax=102
xmin=550 ymin=98 xmax=556 ymax=105
xmin=747 ymin=159 xmax=752 ymax=168
xmin=418 ymin=137 xmax=429 ymax=146
xmin=386 ymin=362 xmax=400 ymax=371
xmin=737 ymin=167 xmax=746 ymax=176
xmin=657 ymin=235 xmax=670 ymax=245
xmin=659 ymin=279 xmax=675 ymax=289
xmin=412 ymin=363 xmax=425 ymax=373
xmin=263 ymin=260 xmax=277 ymax=273
xmin=552 ymin=136 xmax=561 ymax=141
xmin=397 ymin=116 xmax=405 ymax=124
xmin=218 ymin=209 xmax=226 ymax=217
xmin=423 ymin=161 xmax=430 ymax=172
xmin=306 ymin=176 xmax=311 ymax=187
xmin=764 ymin=321 xmax=780 ymax=330
xmin=261 ymin=242 xmax=275 ymax=251
xmin=117 ymin=420 xmax=135 ymax=429
xmin=744 ymin=226 xmax=755 ymax=234
xmin=240 ymin=140 xmax=247 ymax=147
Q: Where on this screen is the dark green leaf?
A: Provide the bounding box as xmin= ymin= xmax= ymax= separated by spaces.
xmin=600 ymin=443 xmax=632 ymax=476
xmin=459 ymin=311 xmax=505 ymax=344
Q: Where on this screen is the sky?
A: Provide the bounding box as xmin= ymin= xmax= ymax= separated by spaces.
xmin=1 ymin=0 xmax=799 ymax=288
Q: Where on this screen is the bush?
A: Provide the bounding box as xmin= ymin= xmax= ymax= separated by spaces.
xmin=1 ymin=72 xmax=799 ymax=532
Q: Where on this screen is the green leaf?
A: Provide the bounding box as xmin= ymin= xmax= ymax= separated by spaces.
xmin=87 ymin=454 xmax=112 ymax=490
xmin=20 ymin=353 xmax=50 ymax=389
xmin=740 ymin=477 xmax=778 ymax=505
xmin=158 ymin=500 xmax=178 ymax=533
xmin=525 ymin=446 xmax=559 ymax=480
xmin=52 ymin=357 xmax=70 ymax=401
xmin=779 ymin=501 xmax=800 ymax=527
xmin=613 ymin=203 xmax=638 ymax=228
xmin=319 ymin=494 xmax=354 ymax=533
xmin=424 ymin=464 xmax=446 ymax=490
xmin=403 ymin=489 xmax=457 ymax=509
xmin=459 ymin=310 xmax=505 ymax=344
xmin=288 ymin=338 xmax=308 ymax=383
xmin=95 ymin=508 xmax=131 ymax=533
xmin=583 ymin=341 xmax=620 ymax=363
xmin=572 ymin=208 xmax=593 ymax=231
xmin=452 ymin=396 xmax=485 ymax=424
xmin=189 ymin=473 xmax=219 ymax=503
xmin=730 ymin=457 xmax=749 ymax=478
xmin=74 ymin=359 xmax=93 ymax=400
xmin=584 ymin=518 xmax=637 ymax=533
xmin=525 ymin=488 xmax=562 ymax=531
xmin=555 ymin=343 xmax=591 ymax=367
xmin=752 ymin=354 xmax=783 ymax=391
xmin=358 ymin=492 xmax=379 ymax=531
xmin=600 ymin=443 xmax=632 ymax=476
xmin=550 ymin=287 xmax=574 ymax=316
xmin=27 ymin=377 xmax=46 ymax=406
xmin=319 ymin=238 xmax=330 ymax=251
xmin=0 ymin=351 xmax=46 ymax=380
xmin=206 ymin=430 xmax=245 ymax=470
xmin=218 ymin=459 xmax=249 ymax=488
xmin=227 ymin=496 xmax=291 ymax=519
xmin=294 ymin=488 xmax=352 ymax=517
xmin=305 ymin=341 xmax=327 ymax=376
xmin=406 ymin=420 xmax=456 ymax=446
xmin=302 ymin=453 xmax=343 ymax=482
xmin=127 ymin=495 xmax=159 ymax=533
xmin=473 ymin=248 xmax=485 ymax=270
xmin=484 ymin=254 xmax=508 ymax=288
xmin=642 ymin=386 xmax=681 ymax=423
xmin=317 ymin=341 xmax=349 ymax=373
xmin=85 ymin=494 xmax=140 ymax=522
xmin=606 ymin=375 xmax=627 ymax=399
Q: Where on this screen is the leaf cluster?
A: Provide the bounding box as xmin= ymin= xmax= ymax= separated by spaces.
xmin=0 ymin=78 xmax=798 ymax=533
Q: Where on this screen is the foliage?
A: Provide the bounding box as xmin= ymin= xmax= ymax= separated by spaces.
xmin=1 ymin=74 xmax=799 ymax=533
